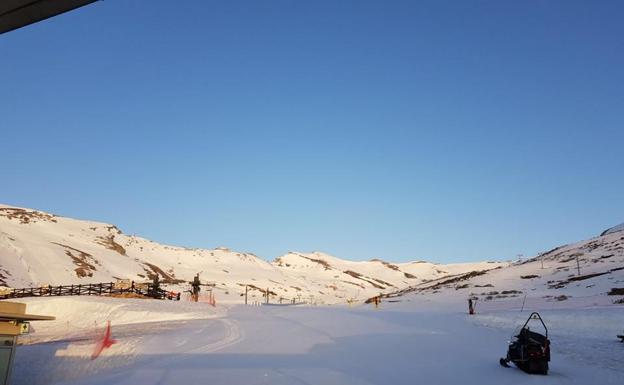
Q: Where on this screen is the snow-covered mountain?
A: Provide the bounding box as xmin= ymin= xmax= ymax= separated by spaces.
xmin=382 ymin=227 xmax=624 ymax=308
xmin=601 ymin=222 xmax=624 ymax=237
xmin=0 ymin=204 xmax=501 ymax=304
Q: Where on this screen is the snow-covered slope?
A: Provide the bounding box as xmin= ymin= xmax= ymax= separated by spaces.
xmin=273 ymin=251 xmax=501 ymax=301
xmin=0 ymin=204 xmax=499 ymax=304
xmin=382 ymin=229 xmax=624 ymax=309
xmin=14 ymin=297 xmax=624 ymax=385
xmin=601 ymin=222 xmax=624 ymax=236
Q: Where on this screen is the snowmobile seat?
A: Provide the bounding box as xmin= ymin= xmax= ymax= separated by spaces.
xmin=518 ymin=328 xmax=547 ymax=345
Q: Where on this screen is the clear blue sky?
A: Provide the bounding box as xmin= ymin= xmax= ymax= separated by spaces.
xmin=1 ymin=1 xmax=623 ymax=263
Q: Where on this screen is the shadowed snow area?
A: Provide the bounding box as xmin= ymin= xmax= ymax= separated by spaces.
xmin=11 ymin=297 xmax=624 ymax=385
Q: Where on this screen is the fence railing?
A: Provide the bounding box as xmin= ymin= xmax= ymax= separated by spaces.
xmin=0 ymin=282 xmax=180 ymax=301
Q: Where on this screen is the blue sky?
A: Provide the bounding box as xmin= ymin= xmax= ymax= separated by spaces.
xmin=1 ymin=1 xmax=623 ymax=263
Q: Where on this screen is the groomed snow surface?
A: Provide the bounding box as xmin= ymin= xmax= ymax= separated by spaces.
xmin=12 ymin=296 xmax=623 ymax=385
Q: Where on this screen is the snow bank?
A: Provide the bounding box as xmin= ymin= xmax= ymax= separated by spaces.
xmin=18 ymin=296 xmax=222 ymax=342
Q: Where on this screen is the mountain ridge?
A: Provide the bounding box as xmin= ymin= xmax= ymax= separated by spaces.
xmin=0 ymin=204 xmax=501 ymax=304
xmin=4 ymin=203 xmax=620 ymax=306
xmin=600 ymin=222 xmax=624 ymax=237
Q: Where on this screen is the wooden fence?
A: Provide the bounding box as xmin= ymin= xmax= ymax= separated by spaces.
xmin=0 ymin=282 xmax=180 ymax=301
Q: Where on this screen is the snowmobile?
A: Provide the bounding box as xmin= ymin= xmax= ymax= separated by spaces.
xmin=499 ymin=312 xmax=550 ymax=375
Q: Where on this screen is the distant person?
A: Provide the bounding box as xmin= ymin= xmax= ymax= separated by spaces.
xmin=190 ymin=274 xmax=201 ymax=302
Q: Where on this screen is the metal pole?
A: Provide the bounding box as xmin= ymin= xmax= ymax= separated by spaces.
xmin=576 ymin=255 xmax=581 ymax=276
xmin=1 ymin=336 xmax=18 ymax=385
xmin=520 ymin=293 xmax=527 ymax=312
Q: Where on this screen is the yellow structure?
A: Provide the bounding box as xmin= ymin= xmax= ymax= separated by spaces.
xmin=0 ymin=301 xmax=54 ymax=385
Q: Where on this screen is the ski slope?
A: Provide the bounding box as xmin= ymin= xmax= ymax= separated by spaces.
xmin=12 ymin=296 xmax=624 ymax=385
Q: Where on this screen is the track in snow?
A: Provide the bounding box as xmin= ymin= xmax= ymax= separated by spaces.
xmin=14 ymin=305 xmax=624 ymax=385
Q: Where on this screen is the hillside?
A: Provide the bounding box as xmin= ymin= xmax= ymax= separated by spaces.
xmin=601 ymin=222 xmax=624 ymax=236
xmin=381 ymin=226 xmax=624 ymax=309
xmin=0 ymin=204 xmax=501 ymax=304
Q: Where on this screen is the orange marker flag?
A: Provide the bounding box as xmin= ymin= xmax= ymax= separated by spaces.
xmin=91 ymin=320 xmax=117 ymax=360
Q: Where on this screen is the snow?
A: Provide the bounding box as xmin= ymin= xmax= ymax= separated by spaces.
xmin=601 ymin=223 xmax=624 ymax=236
xmin=0 ymin=204 xmax=502 ymax=304
xmin=380 ymin=227 xmax=624 ymax=313
xmin=10 ymin=296 xmax=624 ymax=385
xmin=18 ymin=296 xmax=221 ymax=343
xmin=3 ymin=205 xmax=624 ymax=384
xmin=12 ymin=297 xmax=225 ymax=385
